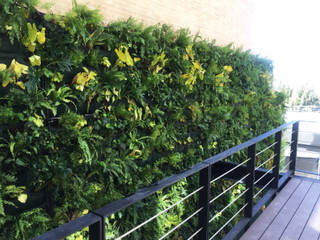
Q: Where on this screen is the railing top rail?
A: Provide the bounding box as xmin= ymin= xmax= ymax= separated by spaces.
xmin=34 ymin=120 xmax=298 ymax=239
xmin=35 ymin=212 xmax=101 ymax=240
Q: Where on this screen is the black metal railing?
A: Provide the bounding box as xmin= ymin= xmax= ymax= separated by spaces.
xmin=34 ymin=121 xmax=299 ymax=240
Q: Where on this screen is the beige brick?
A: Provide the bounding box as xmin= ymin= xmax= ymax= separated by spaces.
xmin=38 ymin=0 xmax=256 ymax=49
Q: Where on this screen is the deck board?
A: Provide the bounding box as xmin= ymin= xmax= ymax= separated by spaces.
xmin=259 ymin=180 xmax=312 ymax=240
xmin=240 ymin=178 xmax=301 ymax=240
xmin=280 ymin=183 xmax=320 ymax=240
xmin=240 ymin=177 xmax=320 ymax=240
xmin=299 ymin=195 xmax=320 ymax=240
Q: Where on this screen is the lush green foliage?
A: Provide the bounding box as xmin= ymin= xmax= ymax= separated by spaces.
xmin=0 ymin=1 xmax=285 ymax=239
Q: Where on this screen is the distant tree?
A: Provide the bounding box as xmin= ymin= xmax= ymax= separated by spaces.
xmin=278 ymin=85 xmax=320 ymax=106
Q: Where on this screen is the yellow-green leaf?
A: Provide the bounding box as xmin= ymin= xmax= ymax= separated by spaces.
xmin=2 ymin=80 xmax=10 ymax=88
xmin=124 ymin=49 xmax=133 ymax=66
xmin=27 ymin=23 xmax=38 ymax=43
xmin=15 ymin=81 xmax=26 ymax=90
xmin=18 ymin=193 xmax=28 ymax=203
xmin=134 ymin=57 xmax=140 ymax=62
xmin=5 ymin=25 xmax=12 ymax=31
xmin=115 ymin=48 xmax=126 ymax=62
xmin=37 ymin=27 xmax=46 ymax=44
xmin=101 ymin=57 xmax=111 ymax=67
xmin=0 ymin=64 xmax=7 ymax=71
xmin=27 ymin=43 xmax=36 ymax=53
xmin=30 ymin=114 xmax=44 ymax=127
xmin=29 ymin=55 xmax=41 ymax=66
xmin=115 ymin=47 xmax=133 ymax=67
xmin=53 ymin=72 xmax=63 ymax=82
xmin=8 ymin=59 xmax=28 ymax=78
xmin=223 ymin=65 xmax=232 ymax=72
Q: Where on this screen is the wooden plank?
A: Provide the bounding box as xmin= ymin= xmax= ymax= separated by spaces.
xmin=259 ymin=180 xmax=312 ymax=240
xmin=299 ymin=182 xmax=320 ymax=240
xmin=280 ymin=182 xmax=320 ymax=240
xmin=239 ymin=178 xmax=301 ymax=240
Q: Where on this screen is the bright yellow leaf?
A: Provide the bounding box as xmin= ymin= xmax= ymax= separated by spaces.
xmin=193 ymin=60 xmax=201 ymax=70
xmin=18 ymin=193 xmax=28 ymax=203
xmin=0 ymin=64 xmax=7 ymax=71
xmin=15 ymin=81 xmax=26 ymax=90
xmin=82 ymin=209 xmax=89 ymax=215
xmin=134 ymin=57 xmax=141 ymax=62
xmin=23 ymin=23 xmax=38 ymax=52
xmin=5 ymin=25 xmax=12 ymax=31
xmin=29 ymin=55 xmax=41 ymax=66
xmin=2 ymin=79 xmax=11 ymax=88
xmin=101 ymin=57 xmax=111 ymax=67
xmin=187 ymin=137 xmax=193 ymax=143
xmin=115 ymin=46 xmax=134 ymax=67
xmin=37 ymin=27 xmax=46 ymax=44
xmin=216 ymin=73 xmax=224 ymax=78
xmin=129 ymin=149 xmax=142 ymax=157
xmin=223 ymin=65 xmax=232 ymax=72
xmin=72 ymin=67 xmax=96 ymax=91
xmin=30 ymin=114 xmax=44 ymax=127
xmin=27 ymin=23 xmax=38 ymax=43
xmin=124 ymin=49 xmax=134 ymax=66
xmin=8 ymin=59 xmax=28 ymax=78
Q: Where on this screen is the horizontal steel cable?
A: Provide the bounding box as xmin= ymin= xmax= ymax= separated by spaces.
xmin=186 ymin=227 xmax=203 ymax=240
xmin=210 ymin=158 xmax=251 ymax=184
xmin=280 ymin=160 xmax=292 ymax=173
xmin=254 ymin=177 xmax=275 ymax=199
xmin=158 ymin=207 xmax=203 ymax=240
xmin=256 ymin=141 xmax=278 ymax=156
xmin=209 ymin=189 xmax=249 ymax=223
xmin=255 ymin=154 xmax=276 ymax=170
xmin=209 ymin=203 xmax=248 ymax=240
xmin=254 ymin=166 xmax=275 ymax=185
xmin=115 ymin=186 xmax=203 ymax=239
xmin=210 ymin=173 xmax=250 ymax=204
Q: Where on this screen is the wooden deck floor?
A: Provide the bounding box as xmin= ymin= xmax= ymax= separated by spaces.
xmin=240 ymin=177 xmax=320 ymax=240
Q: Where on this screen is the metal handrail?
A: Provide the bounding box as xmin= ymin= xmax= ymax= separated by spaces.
xmin=34 ymin=121 xmax=299 ymax=240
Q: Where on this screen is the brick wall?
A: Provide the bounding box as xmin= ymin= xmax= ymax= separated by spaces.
xmin=39 ymin=0 xmax=255 ymax=49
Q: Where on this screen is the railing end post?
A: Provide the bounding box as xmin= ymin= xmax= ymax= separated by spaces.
xmin=289 ymin=121 xmax=299 ymax=174
xmin=89 ymin=214 xmax=105 ymax=240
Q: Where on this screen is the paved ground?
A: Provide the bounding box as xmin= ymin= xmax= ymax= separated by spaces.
xmin=240 ymin=177 xmax=320 ymax=240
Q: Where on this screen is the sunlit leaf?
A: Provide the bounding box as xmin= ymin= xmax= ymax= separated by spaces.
xmin=8 ymin=59 xmax=28 ymax=78
xmin=18 ymin=193 xmax=28 ymax=203
xmin=0 ymin=64 xmax=7 ymax=71
xmin=37 ymin=27 xmax=46 ymax=44
xmin=15 ymin=81 xmax=26 ymax=90
xmin=29 ymin=55 xmax=41 ymax=66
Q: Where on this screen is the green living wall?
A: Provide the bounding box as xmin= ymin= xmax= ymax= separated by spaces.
xmin=0 ymin=1 xmax=286 ymax=239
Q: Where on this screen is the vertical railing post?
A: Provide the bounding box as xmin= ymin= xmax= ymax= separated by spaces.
xmin=273 ymin=131 xmax=282 ymax=189
xmin=245 ymin=144 xmax=256 ymax=218
xmin=89 ymin=215 xmax=105 ymax=240
xmin=198 ymin=165 xmax=211 ymax=240
xmin=289 ymin=121 xmax=299 ymax=174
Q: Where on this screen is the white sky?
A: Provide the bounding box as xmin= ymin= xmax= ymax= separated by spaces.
xmin=251 ymin=0 xmax=320 ymax=92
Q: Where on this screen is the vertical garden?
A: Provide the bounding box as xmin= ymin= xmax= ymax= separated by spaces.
xmin=0 ymin=1 xmax=286 ymax=239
